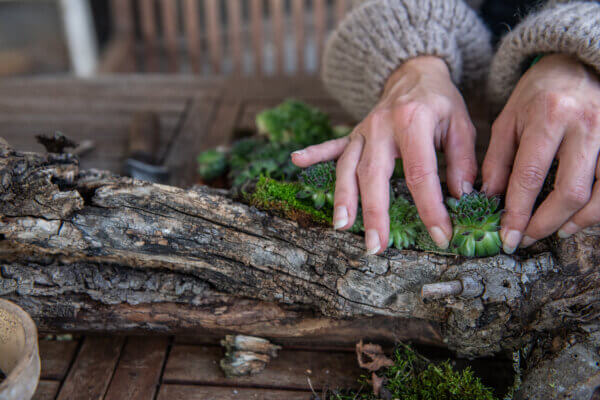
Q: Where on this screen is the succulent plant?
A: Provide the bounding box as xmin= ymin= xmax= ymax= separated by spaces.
xmin=197 ymin=149 xmax=228 ymax=180
xmin=255 ymin=99 xmax=335 ymax=146
xmin=296 ymin=161 xmax=336 ymax=209
xmin=388 ymin=196 xmax=422 ymax=250
xmin=446 ymin=191 xmax=502 ymax=257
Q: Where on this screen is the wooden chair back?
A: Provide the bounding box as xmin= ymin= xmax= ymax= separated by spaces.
xmin=104 ymin=0 xmax=349 ymax=76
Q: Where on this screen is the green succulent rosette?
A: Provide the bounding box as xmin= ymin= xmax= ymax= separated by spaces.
xmin=197 ymin=149 xmax=227 ymax=180
xmin=388 ymin=196 xmax=422 ymax=250
xmin=296 ymin=161 xmax=336 ymax=209
xmin=447 ymin=192 xmax=502 ymax=257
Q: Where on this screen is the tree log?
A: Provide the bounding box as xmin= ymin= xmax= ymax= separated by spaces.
xmin=0 ymin=138 xmax=598 ymax=398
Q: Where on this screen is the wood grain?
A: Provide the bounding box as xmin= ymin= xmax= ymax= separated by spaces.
xmin=183 ymin=0 xmax=202 ymax=74
xmin=56 ymin=336 xmax=125 ymax=400
xmin=205 ymin=0 xmax=222 ymax=74
xmin=157 ymin=385 xmax=312 ymax=400
xmin=39 ymin=340 xmax=80 ymax=380
xmin=250 ymin=0 xmax=264 ymax=75
xmin=32 ymin=380 xmax=61 ymax=400
xmin=163 ymin=345 xmax=361 ymax=390
xmin=160 ymin=0 xmax=179 ymax=72
xmin=104 ymin=337 xmax=169 ymax=400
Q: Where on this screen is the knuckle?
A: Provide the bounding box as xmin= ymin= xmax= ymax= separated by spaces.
xmin=361 ymin=205 xmax=385 ymax=221
xmin=514 ymin=165 xmax=546 ymax=190
xmin=404 ymin=162 xmax=436 ymax=190
xmin=557 ymin=184 xmax=591 ymax=208
xmin=393 ymin=102 xmax=431 ymax=127
xmin=533 ymin=91 xmax=577 ymax=123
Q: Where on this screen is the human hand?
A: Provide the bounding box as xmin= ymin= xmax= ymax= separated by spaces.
xmin=482 ymin=54 xmax=600 ymax=253
xmin=292 ymin=56 xmax=477 ymax=254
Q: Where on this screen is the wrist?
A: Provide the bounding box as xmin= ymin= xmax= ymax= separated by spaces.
xmin=383 ymin=56 xmax=450 ymax=94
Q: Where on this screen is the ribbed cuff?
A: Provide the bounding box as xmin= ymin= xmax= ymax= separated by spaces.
xmin=488 ymin=1 xmax=600 ymax=108
xmin=321 ymin=0 xmax=492 ymax=119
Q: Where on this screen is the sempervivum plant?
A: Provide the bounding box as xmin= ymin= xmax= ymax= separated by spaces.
xmin=446 ymin=191 xmax=502 ymax=257
xmin=388 ymin=196 xmax=422 ymax=250
xmin=296 ymin=161 xmax=336 ymax=209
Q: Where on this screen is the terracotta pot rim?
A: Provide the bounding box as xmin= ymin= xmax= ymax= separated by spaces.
xmin=0 ymin=299 xmax=39 ymax=393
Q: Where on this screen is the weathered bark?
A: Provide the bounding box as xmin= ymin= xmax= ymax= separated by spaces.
xmin=0 ymin=138 xmax=598 ymax=398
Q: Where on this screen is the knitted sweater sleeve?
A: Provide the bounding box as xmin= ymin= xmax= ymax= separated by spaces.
xmin=321 ymin=0 xmax=493 ymax=119
xmin=488 ymin=1 xmax=600 ymax=108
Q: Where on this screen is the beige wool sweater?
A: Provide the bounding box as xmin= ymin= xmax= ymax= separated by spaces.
xmin=322 ymin=0 xmax=600 ymax=118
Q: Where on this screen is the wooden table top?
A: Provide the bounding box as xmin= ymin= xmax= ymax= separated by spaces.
xmin=0 ymin=75 xmax=353 ymax=188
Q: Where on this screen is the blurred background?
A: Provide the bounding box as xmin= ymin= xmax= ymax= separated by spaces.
xmin=0 ymin=0 xmax=349 ymax=78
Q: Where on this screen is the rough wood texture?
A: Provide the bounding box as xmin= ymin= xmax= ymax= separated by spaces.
xmin=0 ymin=140 xmax=599 ymax=398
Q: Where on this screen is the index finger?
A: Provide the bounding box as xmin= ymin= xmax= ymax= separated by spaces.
xmin=394 ymin=106 xmax=451 ymax=248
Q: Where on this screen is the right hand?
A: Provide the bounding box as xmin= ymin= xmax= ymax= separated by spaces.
xmin=292 ymin=56 xmax=477 ymax=254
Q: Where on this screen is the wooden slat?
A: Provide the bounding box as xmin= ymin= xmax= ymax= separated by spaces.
xmin=110 ymin=0 xmax=134 ymax=37
xmin=335 ymin=0 xmax=348 ymax=25
xmin=32 ymin=380 xmax=61 ymax=400
xmin=104 ymin=337 xmax=169 ymax=400
xmin=139 ymin=0 xmax=159 ymax=72
xmin=164 ymin=96 xmax=221 ymax=187
xmin=270 ymin=0 xmax=285 ymax=74
xmin=56 ymin=336 xmax=125 ymax=400
xmin=227 ymin=0 xmax=243 ymax=75
xmin=183 ymin=0 xmax=202 ymax=74
xmin=292 ymin=0 xmax=305 ymax=73
xmin=163 ymin=345 xmax=361 ymax=390
xmin=250 ymin=0 xmax=264 ymax=75
xmin=161 ymin=0 xmax=180 ymax=72
xmin=39 ymin=340 xmax=80 ymax=380
xmin=205 ymin=0 xmax=223 ymax=74
xmin=157 ymin=385 xmax=311 ymax=400
xmin=314 ymin=0 xmax=326 ymax=65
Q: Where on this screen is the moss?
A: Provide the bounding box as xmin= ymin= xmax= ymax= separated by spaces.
xmin=249 ymin=176 xmax=333 ymax=226
xmin=328 ymin=344 xmax=498 ymax=400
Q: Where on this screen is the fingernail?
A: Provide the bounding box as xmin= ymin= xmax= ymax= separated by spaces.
xmin=365 ymin=229 xmax=381 ymax=255
xmin=520 ymin=235 xmax=536 ymax=248
xmin=481 ymin=183 xmax=489 ymax=194
xmin=333 ymin=206 xmax=348 ymax=230
xmin=462 ymin=181 xmax=473 ymax=195
xmin=291 ymin=150 xmax=305 ymax=156
xmin=558 ymin=222 xmax=580 ymax=239
xmin=430 ymin=226 xmax=449 ymax=249
xmin=502 ymin=229 xmax=522 ymax=254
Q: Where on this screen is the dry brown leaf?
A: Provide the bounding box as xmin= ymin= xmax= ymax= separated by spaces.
xmin=355 ymin=340 xmax=394 ymax=372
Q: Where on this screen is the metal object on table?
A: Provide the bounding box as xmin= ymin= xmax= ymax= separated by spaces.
xmin=123 ymin=111 xmax=170 ymax=183
xmin=0 ymin=299 xmax=40 ymax=400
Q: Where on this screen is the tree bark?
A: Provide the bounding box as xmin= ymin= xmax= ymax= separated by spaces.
xmin=1 ymin=138 xmax=598 ymax=398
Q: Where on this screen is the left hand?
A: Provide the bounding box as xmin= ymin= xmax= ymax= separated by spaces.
xmin=482 ymin=54 xmax=600 ymax=253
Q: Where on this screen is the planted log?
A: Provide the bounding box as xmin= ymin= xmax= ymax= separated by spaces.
xmin=0 ymin=139 xmax=598 ymax=398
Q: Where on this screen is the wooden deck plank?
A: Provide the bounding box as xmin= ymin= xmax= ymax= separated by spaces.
xmin=56 ymin=336 xmax=125 ymax=400
xmin=104 ymin=336 xmax=169 ymax=400
xmin=163 ymin=345 xmax=361 ymax=391
xmin=32 ymin=380 xmax=61 ymax=400
xmin=39 ymin=340 xmax=80 ymax=380
xmin=157 ymin=385 xmax=312 ymax=400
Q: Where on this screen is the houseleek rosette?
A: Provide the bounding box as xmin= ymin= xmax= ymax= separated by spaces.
xmin=296 ymin=161 xmax=336 ymax=209
xmin=446 ymin=192 xmax=502 ymax=257
xmin=388 ymin=196 xmax=421 ymax=250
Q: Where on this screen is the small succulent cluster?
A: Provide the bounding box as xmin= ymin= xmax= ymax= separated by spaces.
xmin=447 ymin=192 xmax=502 ymax=257
xmin=388 ymin=196 xmax=423 ymax=250
xmin=197 ymin=100 xmax=337 ymax=188
xmin=296 ymin=161 xmax=336 ymax=209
